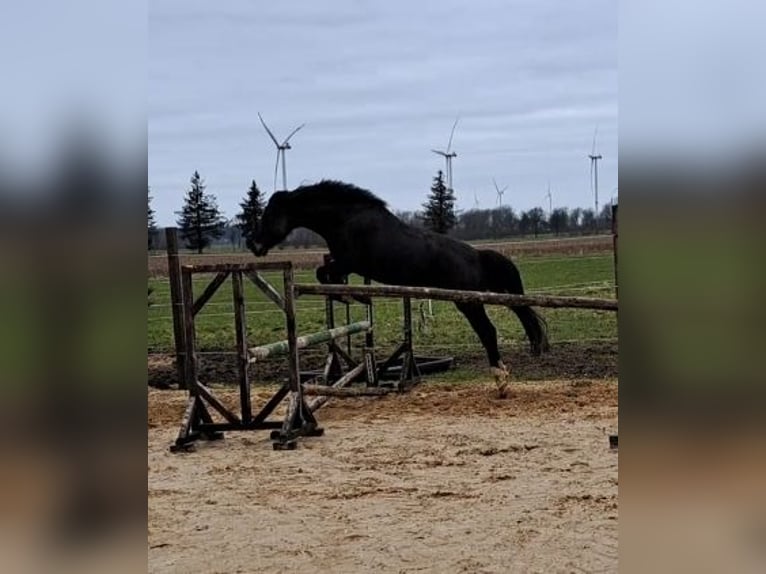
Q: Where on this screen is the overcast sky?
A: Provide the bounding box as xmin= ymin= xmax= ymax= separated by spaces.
xmin=149 ymin=0 xmax=618 ymax=226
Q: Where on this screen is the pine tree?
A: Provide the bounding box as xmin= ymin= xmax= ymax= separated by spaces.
xmin=148 ymin=186 xmax=157 ymax=250
xmin=176 ymin=171 xmax=225 ymax=253
xmin=236 ymin=180 xmax=266 ymax=252
xmin=421 ymin=170 xmax=457 ymax=234
xmin=526 ymin=207 xmax=545 ymax=238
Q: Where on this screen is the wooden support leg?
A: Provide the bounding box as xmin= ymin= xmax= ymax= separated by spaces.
xmin=399 ymin=297 xmax=421 ymax=390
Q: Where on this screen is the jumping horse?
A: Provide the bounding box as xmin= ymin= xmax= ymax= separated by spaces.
xmin=252 ymin=180 xmax=549 ymax=385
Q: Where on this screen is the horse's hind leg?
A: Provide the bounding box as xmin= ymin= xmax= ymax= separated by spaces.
xmin=454 ymin=302 xmax=509 ymax=393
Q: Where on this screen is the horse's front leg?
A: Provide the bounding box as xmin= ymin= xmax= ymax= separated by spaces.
xmin=455 ymin=302 xmax=510 ymax=397
xmin=316 ymin=257 xmax=371 ymax=306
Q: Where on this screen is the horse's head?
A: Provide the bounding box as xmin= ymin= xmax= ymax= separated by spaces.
xmin=252 ymin=191 xmax=293 ymax=256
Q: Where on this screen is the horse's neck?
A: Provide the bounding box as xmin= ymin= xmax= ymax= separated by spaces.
xmin=291 ymin=200 xmax=347 ymax=245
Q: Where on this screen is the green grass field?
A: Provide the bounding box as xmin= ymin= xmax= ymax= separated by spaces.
xmin=148 ymin=254 xmax=617 ymax=358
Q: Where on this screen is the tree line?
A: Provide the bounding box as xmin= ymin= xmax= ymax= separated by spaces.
xmin=148 ymin=169 xmax=613 ymax=252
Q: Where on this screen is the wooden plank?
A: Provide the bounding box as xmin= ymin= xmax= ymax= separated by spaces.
xmin=196 ymin=382 xmax=241 ymax=425
xmin=197 ymin=421 xmax=283 ymax=432
xmin=192 ymin=271 xmax=230 ymax=316
xmin=302 ymin=384 xmax=396 ymax=397
xmin=283 ymin=266 xmax=300 ymax=393
xmin=294 ymin=284 xmax=618 ymax=311
xmin=364 ymin=276 xmax=374 ymax=352
xmin=377 ymin=342 xmax=406 ymax=375
xmin=180 ymin=268 xmax=198 ymax=393
xmin=165 ymin=228 xmax=187 ymax=388
xmin=249 ymin=384 xmax=289 ymax=427
xmin=612 ymin=203 xmax=619 ymax=299
xmin=248 ymin=321 xmax=372 ymax=362
xmin=182 ymin=261 xmax=291 ymax=273
xmin=232 ymin=271 xmax=251 ymax=424
xmin=329 ymin=341 xmax=356 ymax=369
xmin=174 ymin=395 xmax=197 ymax=443
xmin=245 ymin=270 xmax=285 ymax=311
xmin=308 ymin=362 xmax=366 ymax=412
xmin=280 ymin=391 xmax=299 ymax=436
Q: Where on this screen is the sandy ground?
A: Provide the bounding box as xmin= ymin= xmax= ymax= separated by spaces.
xmin=148 ymin=379 xmax=618 ymax=573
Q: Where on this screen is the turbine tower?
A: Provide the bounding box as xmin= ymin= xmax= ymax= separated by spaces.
xmin=258 ymin=112 xmax=305 ymax=191
xmin=493 ymin=178 xmax=508 ymax=206
xmin=473 ymin=192 xmax=480 ymax=209
xmin=432 ymin=116 xmax=459 ymax=193
xmin=589 ymin=126 xmax=602 ymax=216
xmin=545 ymin=181 xmax=552 ymax=218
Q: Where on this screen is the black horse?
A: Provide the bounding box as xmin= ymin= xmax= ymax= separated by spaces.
xmin=252 ymin=180 xmax=549 ymax=383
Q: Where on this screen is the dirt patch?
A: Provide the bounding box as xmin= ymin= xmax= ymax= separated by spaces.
xmin=148 ymin=379 xmax=618 ymax=572
xmin=148 ymin=340 xmax=618 ymax=389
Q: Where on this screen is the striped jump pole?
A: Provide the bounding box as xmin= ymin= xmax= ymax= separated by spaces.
xmin=248 ymin=320 xmax=372 ymax=363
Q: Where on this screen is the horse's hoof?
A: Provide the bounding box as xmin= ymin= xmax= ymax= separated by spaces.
xmin=490 ymin=365 xmax=510 ymax=398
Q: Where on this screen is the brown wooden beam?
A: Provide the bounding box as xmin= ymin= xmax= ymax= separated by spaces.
xmin=192 ymin=271 xmax=230 ymax=316
xmin=245 ymin=270 xmax=285 ymax=311
xmin=182 ymin=261 xmax=291 ymax=273
xmin=295 ymin=284 xmax=618 ymax=311
xmin=302 ymin=384 xmax=396 ymax=397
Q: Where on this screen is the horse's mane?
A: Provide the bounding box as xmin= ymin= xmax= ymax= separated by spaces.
xmin=291 ymin=180 xmax=388 ymax=210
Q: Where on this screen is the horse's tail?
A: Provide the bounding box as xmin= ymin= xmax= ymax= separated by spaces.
xmin=478 ymin=250 xmax=550 ymax=356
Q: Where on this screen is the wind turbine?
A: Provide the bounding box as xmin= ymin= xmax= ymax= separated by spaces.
xmin=473 ymin=192 xmax=480 ymax=210
xmin=432 ymin=116 xmax=459 ymax=192
xmin=545 ymin=181 xmax=552 ymax=218
xmin=589 ymin=126 xmax=602 ymax=216
xmin=493 ymin=178 xmax=508 ymax=206
xmin=258 ymin=112 xmax=305 ymax=192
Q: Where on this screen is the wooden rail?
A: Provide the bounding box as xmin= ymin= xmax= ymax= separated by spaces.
xmin=248 ymin=320 xmax=372 ymax=362
xmin=294 ymin=284 xmax=618 ymax=311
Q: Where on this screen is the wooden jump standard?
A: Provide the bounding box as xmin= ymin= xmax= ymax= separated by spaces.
xmin=170 ymin=260 xmax=379 ymax=452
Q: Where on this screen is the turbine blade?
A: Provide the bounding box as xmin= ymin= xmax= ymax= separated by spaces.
xmin=492 ymin=177 xmax=499 ymax=192
xmin=432 ymin=149 xmax=446 ymax=157
xmin=259 ymin=113 xmax=280 ymax=147
xmin=282 ymin=122 xmax=306 ymax=145
xmin=591 ymin=125 xmax=599 ymax=155
xmin=446 ymin=116 xmax=459 ymax=153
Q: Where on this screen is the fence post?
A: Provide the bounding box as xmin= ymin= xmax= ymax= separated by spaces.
xmin=232 ymin=270 xmax=251 ymax=423
xmin=165 ymin=227 xmax=187 ymax=389
xmin=611 ymin=203 xmax=618 ymax=299
xmin=283 ymin=264 xmax=300 ymax=393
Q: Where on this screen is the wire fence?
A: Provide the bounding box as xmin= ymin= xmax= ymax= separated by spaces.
xmin=147 ymin=336 xmax=618 ymax=357
xmin=146 ymin=234 xmax=613 ymax=259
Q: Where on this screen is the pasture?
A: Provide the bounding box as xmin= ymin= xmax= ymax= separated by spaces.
xmin=147 ymin=240 xmax=618 ymax=572
xmin=148 ymin=248 xmax=617 ymax=386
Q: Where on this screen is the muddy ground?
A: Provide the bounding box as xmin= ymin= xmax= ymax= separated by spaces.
xmin=148 ymin=340 xmax=618 ymax=390
xmin=148 ymin=378 xmax=618 ymax=573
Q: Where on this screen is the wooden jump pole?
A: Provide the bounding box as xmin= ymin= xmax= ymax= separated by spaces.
xmin=612 ymin=203 xmax=618 ymax=299
xmin=248 ymin=321 xmax=372 ymax=362
xmin=283 ymin=265 xmax=300 ymax=394
xmin=165 ymin=227 xmax=187 ymax=388
xmin=180 ymin=266 xmax=198 ymax=393
xmin=295 ymin=284 xmax=618 ymax=311
xmin=307 ymin=361 xmax=367 ymax=413
xmin=302 ymin=384 xmax=397 ymax=397
xmin=232 ymin=270 xmax=251 ymax=424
